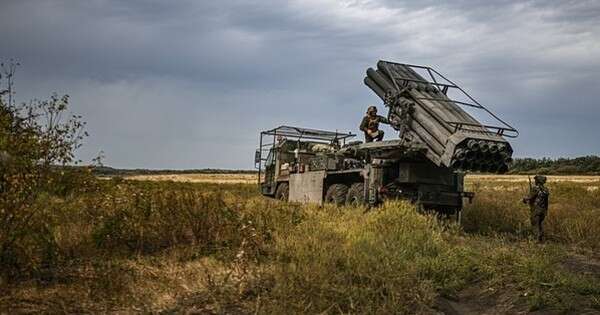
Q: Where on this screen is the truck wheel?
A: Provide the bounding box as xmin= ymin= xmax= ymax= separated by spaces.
xmin=275 ymin=182 xmax=289 ymax=201
xmin=325 ymin=184 xmax=349 ymax=206
xmin=346 ymin=183 xmax=365 ymax=206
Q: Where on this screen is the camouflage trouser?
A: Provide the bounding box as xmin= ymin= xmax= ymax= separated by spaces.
xmin=364 ymin=130 xmax=384 ymax=143
xmin=530 ymin=209 xmax=546 ymax=242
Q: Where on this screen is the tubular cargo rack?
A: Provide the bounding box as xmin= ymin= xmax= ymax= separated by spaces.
xmin=260 ymin=125 xmax=355 ymax=143
xmin=379 ymin=61 xmax=519 ymax=138
xmin=256 ymin=125 xmax=356 ymax=184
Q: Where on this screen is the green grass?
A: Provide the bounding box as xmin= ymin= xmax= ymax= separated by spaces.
xmin=1 ymin=178 xmax=599 ymax=313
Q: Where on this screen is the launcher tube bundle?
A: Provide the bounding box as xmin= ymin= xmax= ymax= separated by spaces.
xmin=364 ymin=61 xmax=518 ymax=173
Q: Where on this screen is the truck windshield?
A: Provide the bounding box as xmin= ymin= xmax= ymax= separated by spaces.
xmin=265 ymin=149 xmax=275 ymax=167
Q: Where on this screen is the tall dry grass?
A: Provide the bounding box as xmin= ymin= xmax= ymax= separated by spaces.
xmin=0 ymin=177 xmax=264 ymax=281
xmin=2 ymin=177 xmax=599 ymax=313
xmin=261 ymin=202 xmax=473 ymax=313
xmin=0 ymin=177 xmax=302 ymax=312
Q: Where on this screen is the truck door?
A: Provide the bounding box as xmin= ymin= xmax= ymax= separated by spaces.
xmin=262 ymin=148 xmax=277 ymax=195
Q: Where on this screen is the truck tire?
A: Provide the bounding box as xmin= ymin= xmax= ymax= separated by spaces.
xmin=324 ymin=184 xmax=349 ymax=206
xmin=275 ymin=182 xmax=289 ymax=201
xmin=346 ymin=183 xmax=365 ymax=206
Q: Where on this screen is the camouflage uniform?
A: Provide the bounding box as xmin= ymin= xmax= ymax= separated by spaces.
xmin=360 ymin=106 xmax=389 ymax=143
xmin=523 ymin=175 xmax=549 ymax=242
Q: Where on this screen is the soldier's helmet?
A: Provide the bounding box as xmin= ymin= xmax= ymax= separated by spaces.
xmin=367 ymin=105 xmax=377 ymax=115
xmin=534 ymin=175 xmax=547 ymax=185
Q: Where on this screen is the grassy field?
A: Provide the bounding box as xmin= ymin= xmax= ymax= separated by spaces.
xmin=1 ymin=174 xmax=599 ymax=314
xmin=125 ymin=173 xmax=600 ymax=184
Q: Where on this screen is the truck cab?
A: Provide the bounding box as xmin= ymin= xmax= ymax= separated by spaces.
xmin=255 ymin=126 xmax=355 ymax=200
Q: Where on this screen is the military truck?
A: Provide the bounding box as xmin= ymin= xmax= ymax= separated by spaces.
xmin=254 ymin=61 xmax=518 ymax=217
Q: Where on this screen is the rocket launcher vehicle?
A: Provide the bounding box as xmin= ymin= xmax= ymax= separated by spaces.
xmin=364 ymin=61 xmax=518 ymax=174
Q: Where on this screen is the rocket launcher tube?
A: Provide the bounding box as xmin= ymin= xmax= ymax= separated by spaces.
xmin=378 ymin=63 xmax=455 ymax=130
xmin=406 ymin=103 xmax=452 ymax=143
xmin=388 ymin=61 xmax=483 ymax=129
xmin=364 ymin=77 xmax=385 ymax=99
xmin=489 ymin=143 xmax=499 ymax=154
xmin=366 ymin=68 xmax=395 ymax=93
xmin=479 ymin=141 xmax=490 ymax=153
xmin=381 ymin=62 xmax=466 ymax=125
xmin=384 ymin=93 xmax=453 ymax=144
xmin=454 ymin=149 xmax=467 ymax=161
xmin=467 ymin=140 xmax=480 ymax=151
xmin=410 ymin=89 xmax=458 ymax=125
xmin=408 ymin=119 xmax=446 ymax=155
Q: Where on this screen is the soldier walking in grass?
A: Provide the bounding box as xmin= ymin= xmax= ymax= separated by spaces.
xmin=523 ymin=175 xmax=550 ymax=242
xmin=359 ymin=105 xmax=389 ymax=143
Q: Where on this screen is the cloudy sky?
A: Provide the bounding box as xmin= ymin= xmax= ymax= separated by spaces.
xmin=1 ymin=0 xmax=599 ymax=169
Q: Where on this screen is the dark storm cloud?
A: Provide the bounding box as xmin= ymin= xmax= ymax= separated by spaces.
xmin=1 ymin=0 xmax=599 ymax=168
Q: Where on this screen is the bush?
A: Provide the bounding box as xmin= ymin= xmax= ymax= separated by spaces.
xmin=0 ymin=63 xmax=89 ymax=280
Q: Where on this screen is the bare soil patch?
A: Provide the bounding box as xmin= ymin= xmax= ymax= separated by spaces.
xmin=434 ymin=284 xmax=528 ymax=315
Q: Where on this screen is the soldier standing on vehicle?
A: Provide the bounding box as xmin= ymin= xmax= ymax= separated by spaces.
xmin=522 ymin=175 xmax=550 ymax=242
xmin=359 ymin=105 xmax=390 ymax=143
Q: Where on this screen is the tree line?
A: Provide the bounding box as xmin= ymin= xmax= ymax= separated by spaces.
xmin=92 ymin=166 xmax=257 ymax=176
xmin=92 ymin=156 xmax=600 ymax=176
xmin=509 ymin=156 xmax=600 ymax=175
